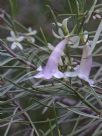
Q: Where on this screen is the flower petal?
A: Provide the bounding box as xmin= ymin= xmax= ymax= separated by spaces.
xmin=64 ymin=71 xmax=78 ymax=77
xmin=17 ymin=43 xmax=23 ymax=50
xmin=17 ymin=36 xmax=24 ymax=42
xmin=87 ymin=79 xmax=94 ymax=86
xmin=11 ymin=42 xmax=17 ymax=50
xmin=7 ymin=37 xmax=15 ymax=42
xmin=37 ymin=66 xmax=43 ymax=71
xmin=54 ymin=70 xmax=64 ymax=78
xmin=78 ymin=73 xmax=94 ymax=86
xmin=11 ymin=42 xmax=23 ymax=50
xmin=10 ymin=31 xmax=16 ymax=39
xmin=34 ymin=72 xmax=44 ymax=79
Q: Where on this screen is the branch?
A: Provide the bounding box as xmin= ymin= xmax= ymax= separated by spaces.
xmin=0 ymin=43 xmax=36 ymax=69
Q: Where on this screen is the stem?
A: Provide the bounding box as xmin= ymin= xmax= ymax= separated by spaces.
xmin=0 ymin=41 xmax=36 ymax=69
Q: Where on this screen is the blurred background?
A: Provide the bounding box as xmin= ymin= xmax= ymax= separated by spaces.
xmin=0 ymin=0 xmax=101 ymax=36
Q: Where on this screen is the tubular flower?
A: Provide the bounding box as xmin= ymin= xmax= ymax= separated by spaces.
xmin=34 ymin=38 xmax=68 ymax=79
xmin=65 ymin=43 xmax=94 ymax=85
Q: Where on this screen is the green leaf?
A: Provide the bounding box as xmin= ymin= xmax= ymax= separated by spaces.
xmin=90 ymin=19 xmax=102 ymax=53
xmin=9 ymin=0 xmax=18 ymax=17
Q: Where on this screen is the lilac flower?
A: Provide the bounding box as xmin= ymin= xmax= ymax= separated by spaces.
xmin=34 ymin=38 xmax=68 ymax=79
xmin=65 ymin=43 xmax=94 ymax=85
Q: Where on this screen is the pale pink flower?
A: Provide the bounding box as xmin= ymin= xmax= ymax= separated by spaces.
xmin=65 ymin=43 xmax=94 ymax=85
xmin=34 ymin=39 xmax=68 ymax=79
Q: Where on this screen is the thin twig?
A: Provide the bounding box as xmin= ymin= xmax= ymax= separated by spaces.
xmin=0 ymin=42 xmax=36 ymax=69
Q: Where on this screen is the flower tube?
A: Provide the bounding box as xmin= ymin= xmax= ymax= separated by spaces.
xmin=65 ymin=43 xmax=94 ymax=85
xmin=34 ymin=38 xmax=68 ymax=79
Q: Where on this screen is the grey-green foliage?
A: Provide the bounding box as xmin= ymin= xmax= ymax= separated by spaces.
xmin=0 ymin=0 xmax=102 ymax=136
